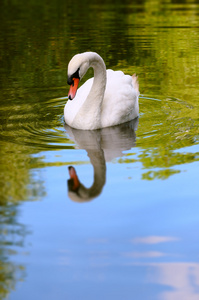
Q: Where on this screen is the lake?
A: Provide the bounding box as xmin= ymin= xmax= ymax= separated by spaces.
xmin=1 ymin=0 xmax=199 ymax=299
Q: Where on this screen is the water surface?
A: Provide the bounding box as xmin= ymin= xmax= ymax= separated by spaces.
xmin=1 ymin=0 xmax=199 ymax=299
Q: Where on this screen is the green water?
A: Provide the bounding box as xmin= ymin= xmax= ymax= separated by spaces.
xmin=1 ymin=0 xmax=199 ymax=299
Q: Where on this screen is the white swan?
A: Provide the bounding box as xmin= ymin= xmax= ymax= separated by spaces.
xmin=64 ymin=52 xmax=139 ymax=130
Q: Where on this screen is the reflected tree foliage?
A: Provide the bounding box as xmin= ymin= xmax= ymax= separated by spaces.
xmin=0 ymin=204 xmax=27 ymax=299
xmin=0 ymin=142 xmax=46 ymax=299
xmin=0 ymin=0 xmax=198 ymax=191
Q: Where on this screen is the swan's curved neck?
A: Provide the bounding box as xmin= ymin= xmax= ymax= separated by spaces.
xmin=76 ymin=54 xmax=107 ymax=130
xmin=86 ymin=148 xmax=106 ymax=198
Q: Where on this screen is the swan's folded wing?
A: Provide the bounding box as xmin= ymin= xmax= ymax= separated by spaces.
xmin=101 ymin=70 xmax=139 ymax=127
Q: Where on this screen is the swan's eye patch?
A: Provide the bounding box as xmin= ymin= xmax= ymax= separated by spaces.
xmin=67 ymin=68 xmax=80 ymax=86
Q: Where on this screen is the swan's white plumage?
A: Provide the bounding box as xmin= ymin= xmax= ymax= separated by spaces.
xmin=64 ymin=52 xmax=139 ymax=130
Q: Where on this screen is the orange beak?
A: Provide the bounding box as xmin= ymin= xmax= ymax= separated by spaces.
xmin=68 ymin=78 xmax=80 ymax=100
xmin=68 ymin=166 xmax=80 ymax=191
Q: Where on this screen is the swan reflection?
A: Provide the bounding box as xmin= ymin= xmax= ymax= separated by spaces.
xmin=65 ymin=118 xmax=139 ymax=202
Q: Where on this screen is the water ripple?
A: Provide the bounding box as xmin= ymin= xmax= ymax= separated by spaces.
xmin=1 ymin=94 xmax=198 ymax=152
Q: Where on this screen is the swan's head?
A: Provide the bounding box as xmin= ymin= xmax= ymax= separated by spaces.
xmin=67 ymin=52 xmax=104 ymax=100
xmin=67 ymin=52 xmax=91 ymax=100
xmin=68 ymin=166 xmax=80 ymax=192
xmin=67 ymin=166 xmax=93 ymax=203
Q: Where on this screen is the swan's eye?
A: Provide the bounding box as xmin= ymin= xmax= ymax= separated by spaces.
xmin=67 ymin=76 xmax=73 ymax=86
xmin=67 ymin=68 xmax=80 ymax=86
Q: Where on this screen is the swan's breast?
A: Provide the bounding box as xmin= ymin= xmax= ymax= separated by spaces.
xmin=64 ymin=78 xmax=94 ymax=125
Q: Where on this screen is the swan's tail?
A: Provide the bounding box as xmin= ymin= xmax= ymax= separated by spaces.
xmin=132 ymin=74 xmax=139 ymax=95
